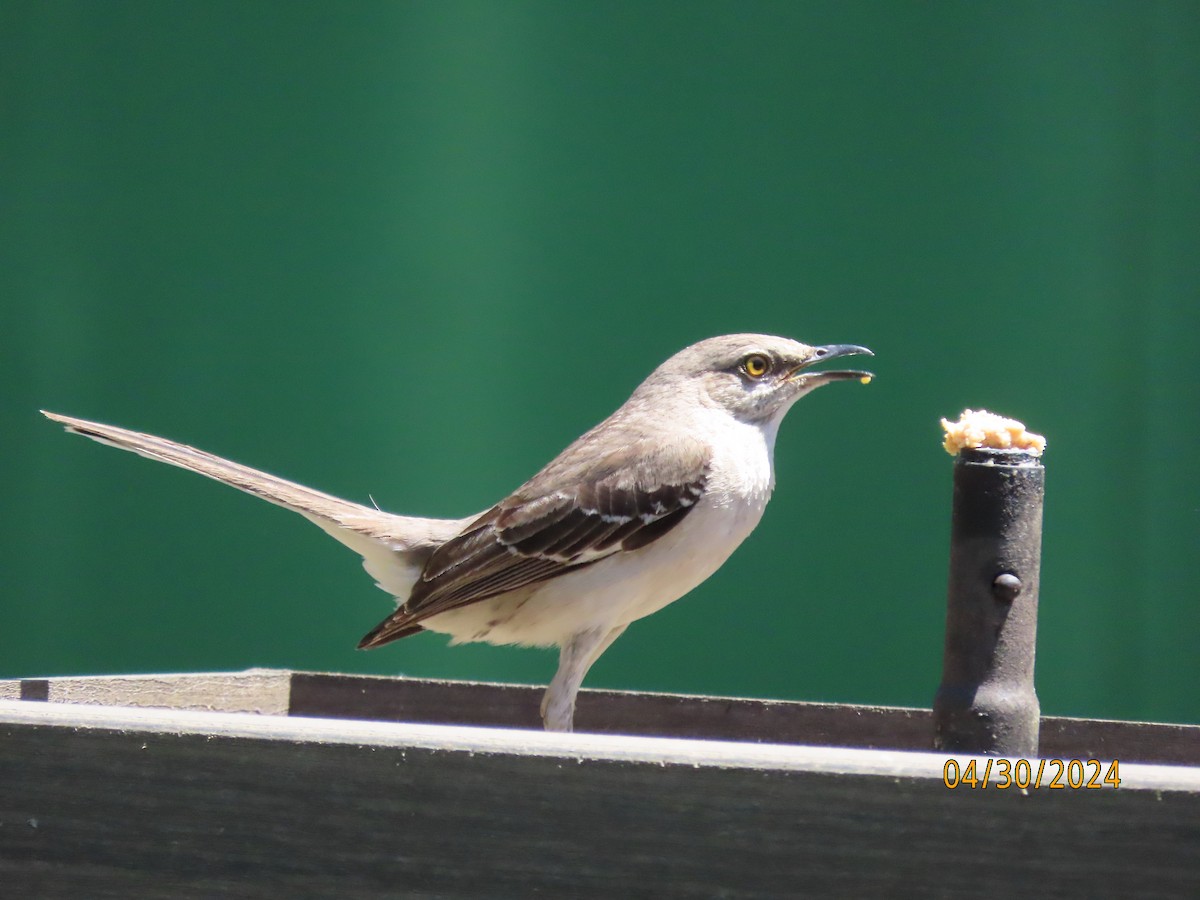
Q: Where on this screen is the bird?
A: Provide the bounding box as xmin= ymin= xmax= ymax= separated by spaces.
xmin=42 ymin=334 xmax=873 ymax=731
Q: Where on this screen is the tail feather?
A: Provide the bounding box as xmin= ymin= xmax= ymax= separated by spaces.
xmin=41 ymin=411 xmax=469 ymax=604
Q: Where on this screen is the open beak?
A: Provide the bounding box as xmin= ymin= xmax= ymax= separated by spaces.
xmin=788 ymin=344 xmax=875 ymax=386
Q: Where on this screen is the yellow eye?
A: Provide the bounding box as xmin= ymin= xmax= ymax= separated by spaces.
xmin=743 ymin=354 xmax=770 ymax=378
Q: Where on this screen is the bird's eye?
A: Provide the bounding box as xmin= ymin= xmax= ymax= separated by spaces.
xmin=742 ymin=354 xmax=771 ymax=378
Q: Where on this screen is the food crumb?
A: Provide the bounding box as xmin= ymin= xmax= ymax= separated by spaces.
xmin=941 ymin=409 xmax=1046 ymax=456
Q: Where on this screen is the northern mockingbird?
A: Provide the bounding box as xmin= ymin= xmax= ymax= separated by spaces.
xmin=43 ymin=333 xmax=872 ymax=731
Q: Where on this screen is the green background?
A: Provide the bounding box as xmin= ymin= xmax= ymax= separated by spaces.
xmin=3 ymin=1 xmax=1197 ymax=725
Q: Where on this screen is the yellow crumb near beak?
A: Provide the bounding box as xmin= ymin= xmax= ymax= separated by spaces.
xmin=940 ymin=409 xmax=1046 ymax=456
xmin=859 ymin=375 xmax=872 ymax=385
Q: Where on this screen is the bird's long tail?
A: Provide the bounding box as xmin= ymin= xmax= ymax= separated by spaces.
xmin=40 ymin=411 xmax=466 ymax=601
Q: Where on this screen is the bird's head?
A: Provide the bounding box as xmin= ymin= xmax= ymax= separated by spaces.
xmin=641 ymin=333 xmax=874 ymax=427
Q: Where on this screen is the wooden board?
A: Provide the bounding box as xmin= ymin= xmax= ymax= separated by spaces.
xmin=2 ymin=700 xmax=1199 ymax=899
xmin=1 ymin=672 xmax=1198 ymax=897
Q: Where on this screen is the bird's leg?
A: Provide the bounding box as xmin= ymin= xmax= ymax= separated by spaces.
xmin=540 ymin=624 xmax=628 ymax=732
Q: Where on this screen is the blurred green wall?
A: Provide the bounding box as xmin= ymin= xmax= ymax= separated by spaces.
xmin=3 ymin=1 xmax=1197 ymax=725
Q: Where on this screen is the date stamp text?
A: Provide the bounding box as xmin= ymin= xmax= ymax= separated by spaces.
xmin=943 ymin=758 xmax=1121 ymax=790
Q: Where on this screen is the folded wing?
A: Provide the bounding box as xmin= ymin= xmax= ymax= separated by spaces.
xmin=357 ymin=436 xmax=711 ymax=648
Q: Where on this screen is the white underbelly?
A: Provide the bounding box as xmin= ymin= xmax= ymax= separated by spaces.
xmin=420 ymin=489 xmax=770 ymax=647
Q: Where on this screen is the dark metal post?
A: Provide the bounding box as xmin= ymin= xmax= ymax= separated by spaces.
xmin=933 ymin=447 xmax=1044 ymax=756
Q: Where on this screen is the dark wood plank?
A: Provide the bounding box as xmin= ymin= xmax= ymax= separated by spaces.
xmin=288 ymin=670 xmax=935 ymax=748
xmin=0 ymin=703 xmax=1197 ymax=899
xmin=1040 ymin=715 xmax=1200 ymax=766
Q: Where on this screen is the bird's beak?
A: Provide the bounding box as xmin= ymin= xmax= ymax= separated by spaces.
xmin=788 ymin=344 xmax=875 ymax=386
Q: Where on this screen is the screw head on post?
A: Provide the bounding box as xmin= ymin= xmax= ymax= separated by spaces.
xmin=992 ymin=573 xmax=1022 ymax=603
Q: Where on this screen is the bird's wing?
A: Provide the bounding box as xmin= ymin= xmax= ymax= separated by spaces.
xmin=357 ymin=436 xmax=711 ymax=648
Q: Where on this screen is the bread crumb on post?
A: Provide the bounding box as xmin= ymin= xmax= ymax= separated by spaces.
xmin=940 ymin=409 xmax=1046 ymax=456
